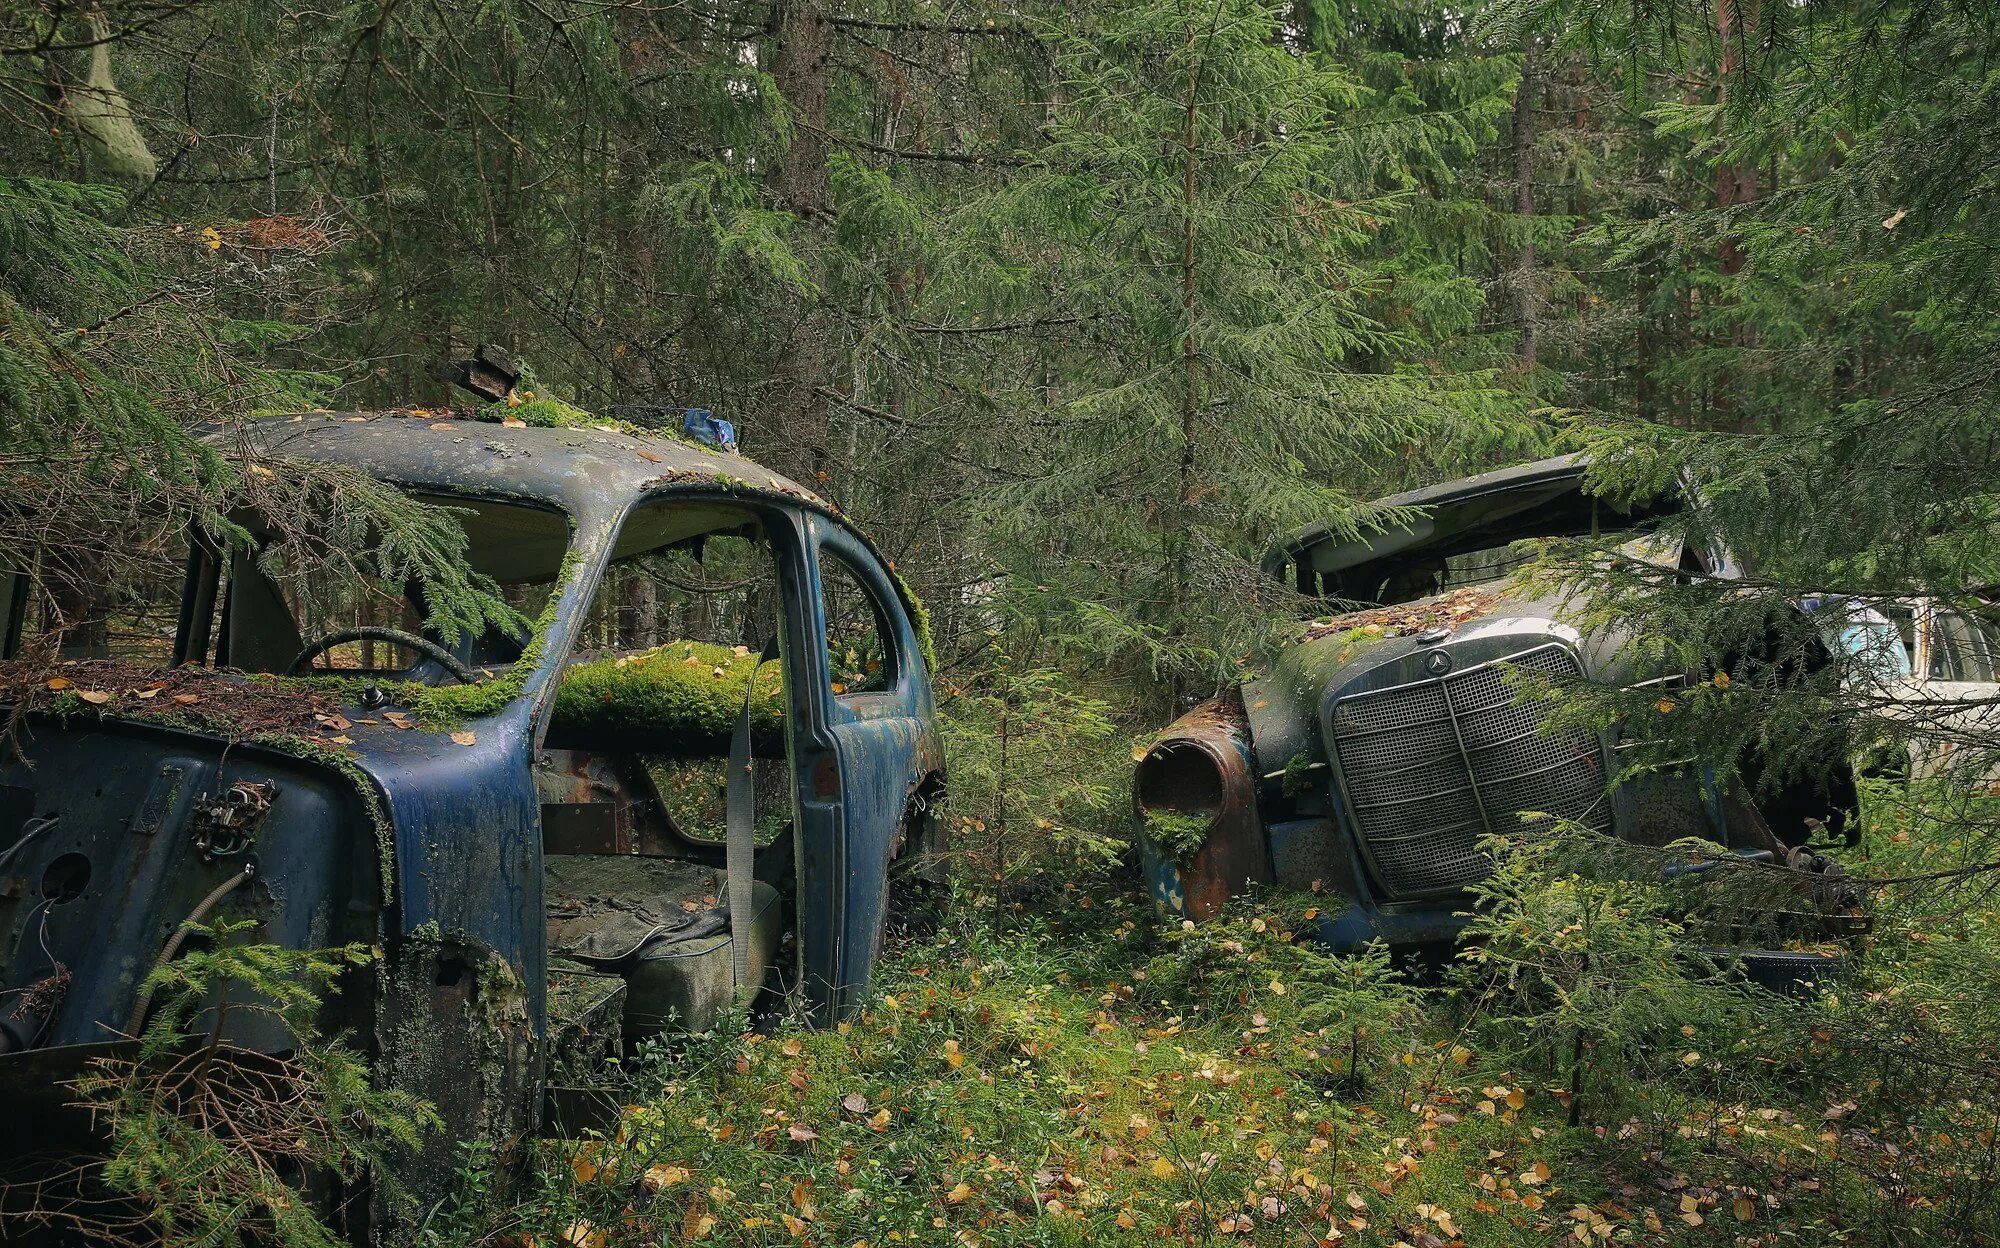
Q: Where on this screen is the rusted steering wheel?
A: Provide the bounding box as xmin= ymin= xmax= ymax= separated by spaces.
xmin=288 ymin=626 xmax=476 ymax=683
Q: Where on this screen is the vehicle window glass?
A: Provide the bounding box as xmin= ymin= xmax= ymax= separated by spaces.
xmin=1930 ymin=611 xmax=2000 ymax=683
xmin=1837 ymin=618 xmax=1912 ymax=681
xmin=1881 ymin=604 xmax=1917 ymax=668
xmin=822 ymin=553 xmax=894 ymax=695
xmin=546 ymin=501 xmax=791 ymax=848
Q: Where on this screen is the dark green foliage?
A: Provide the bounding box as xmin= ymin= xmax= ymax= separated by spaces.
xmin=937 ymin=654 xmax=1126 ymax=875
xmin=52 ymin=924 xmax=436 ymax=1248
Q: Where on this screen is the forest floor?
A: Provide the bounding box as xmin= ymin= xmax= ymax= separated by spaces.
xmin=464 ymin=796 xmax=2000 ymax=1248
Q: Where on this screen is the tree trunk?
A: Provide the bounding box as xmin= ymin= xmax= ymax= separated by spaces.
xmin=1711 ymin=0 xmax=1758 ymax=430
xmin=1512 ymin=37 xmax=1539 ymax=368
xmin=765 ymin=0 xmax=835 ymax=483
xmin=1170 ymin=15 xmax=1203 ymax=705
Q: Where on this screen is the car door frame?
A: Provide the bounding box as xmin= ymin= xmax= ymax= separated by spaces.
xmin=788 ymin=514 xmax=938 ymax=1022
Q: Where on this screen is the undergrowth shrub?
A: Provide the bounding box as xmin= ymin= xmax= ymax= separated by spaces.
xmin=1139 ymin=901 xmax=1421 ymax=1088
xmin=1457 ymin=825 xmax=1768 ymax=1126
xmin=2 ymin=921 xmax=436 ymax=1248
xmin=937 ymin=655 xmax=1129 ymax=885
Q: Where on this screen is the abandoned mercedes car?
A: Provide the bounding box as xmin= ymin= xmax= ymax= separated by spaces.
xmin=0 ymin=408 xmax=943 ymax=1219
xmin=1133 ymin=455 xmax=1861 ymax=977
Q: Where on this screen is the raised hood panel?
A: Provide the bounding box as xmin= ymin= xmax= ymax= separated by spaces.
xmin=0 ymin=717 xmax=380 ymax=1053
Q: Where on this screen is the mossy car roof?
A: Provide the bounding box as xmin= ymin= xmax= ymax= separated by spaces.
xmin=214 ymin=411 xmax=822 ymax=518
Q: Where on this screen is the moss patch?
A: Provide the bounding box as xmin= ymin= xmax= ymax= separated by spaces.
xmin=470 ymin=396 xmax=688 ymax=444
xmin=891 ymin=569 xmax=939 ymax=675
xmin=551 ymin=640 xmax=784 ymax=756
xmin=1140 ymin=806 xmax=1213 ymax=857
xmin=1299 ymin=586 xmax=1498 ymax=644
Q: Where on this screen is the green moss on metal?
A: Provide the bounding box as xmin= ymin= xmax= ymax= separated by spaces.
xmin=551 ymin=640 xmax=785 ymax=755
xmin=346 ymin=548 xmax=581 ymax=729
xmin=891 ymin=569 xmax=939 ymax=675
xmin=252 ymin=731 xmax=398 ymax=901
xmin=473 ymin=396 xmax=690 ymax=445
xmin=1281 ymin=751 xmax=1315 ymax=797
xmin=1142 ymin=807 xmax=1214 ymax=858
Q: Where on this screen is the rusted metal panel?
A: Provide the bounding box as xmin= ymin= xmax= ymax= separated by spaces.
xmin=1134 ymin=693 xmax=1270 ymax=922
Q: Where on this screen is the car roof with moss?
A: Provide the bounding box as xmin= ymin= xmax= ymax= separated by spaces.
xmin=214 ymin=406 xmax=823 ymax=517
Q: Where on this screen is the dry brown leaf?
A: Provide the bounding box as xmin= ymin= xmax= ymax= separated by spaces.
xmin=450 ymin=730 xmax=477 ymax=746
xmin=641 ymin=1164 xmax=689 ymax=1193
xmin=560 ymin=1221 xmax=604 ymax=1248
xmin=77 ymin=690 xmax=114 ymax=704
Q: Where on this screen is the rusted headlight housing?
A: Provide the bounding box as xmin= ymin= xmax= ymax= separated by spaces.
xmin=1131 ymin=696 xmax=1268 ymax=919
xmin=1135 ymin=742 xmax=1224 ymax=844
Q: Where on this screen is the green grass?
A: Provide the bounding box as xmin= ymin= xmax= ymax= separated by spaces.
xmin=429 ymin=785 xmax=2000 ymax=1246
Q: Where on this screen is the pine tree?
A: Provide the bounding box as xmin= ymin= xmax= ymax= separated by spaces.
xmin=965 ymin=0 xmax=1515 ymax=703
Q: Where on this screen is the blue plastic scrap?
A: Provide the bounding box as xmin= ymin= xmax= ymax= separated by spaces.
xmin=682 ymin=408 xmax=737 ymax=451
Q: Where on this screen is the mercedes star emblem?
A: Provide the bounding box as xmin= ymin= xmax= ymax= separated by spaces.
xmin=1422 ymin=648 xmax=1454 ymax=676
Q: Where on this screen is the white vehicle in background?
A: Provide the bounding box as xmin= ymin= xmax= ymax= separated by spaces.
xmin=1810 ymin=596 xmax=2000 ymax=787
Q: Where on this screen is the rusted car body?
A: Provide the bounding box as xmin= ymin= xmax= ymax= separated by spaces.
xmin=1134 ymin=455 xmax=1859 ymax=974
xmin=0 ymin=410 xmax=944 ymax=1222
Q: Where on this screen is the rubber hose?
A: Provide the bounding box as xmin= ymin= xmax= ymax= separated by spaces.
xmin=124 ymin=860 xmax=257 ymax=1036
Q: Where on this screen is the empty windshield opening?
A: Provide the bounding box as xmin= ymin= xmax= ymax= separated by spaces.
xmin=1306 ymin=481 xmax=1679 ymax=608
xmin=184 ymin=495 xmax=572 ymax=680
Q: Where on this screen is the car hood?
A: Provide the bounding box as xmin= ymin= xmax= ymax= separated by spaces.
xmin=1239 ymin=578 xmax=1656 ymax=775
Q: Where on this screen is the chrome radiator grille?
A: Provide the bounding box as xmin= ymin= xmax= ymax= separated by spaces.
xmin=1328 ymin=642 xmax=1610 ymax=899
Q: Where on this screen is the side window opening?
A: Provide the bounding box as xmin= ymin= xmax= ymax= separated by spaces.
xmin=1930 ymin=609 xmax=2000 ymax=683
xmin=821 ymin=552 xmax=895 ymax=696
xmin=545 ymin=512 xmax=791 ymax=850
xmin=1 ymin=531 xmax=189 ymax=664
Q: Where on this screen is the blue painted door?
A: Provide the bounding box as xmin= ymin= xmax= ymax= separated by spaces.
xmin=791 ymin=517 xmax=936 ymax=1019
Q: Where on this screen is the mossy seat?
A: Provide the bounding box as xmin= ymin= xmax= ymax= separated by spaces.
xmin=548 ymin=640 xmax=785 ymax=757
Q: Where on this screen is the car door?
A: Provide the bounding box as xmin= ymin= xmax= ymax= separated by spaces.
xmin=789 ymin=515 xmax=937 ymax=1020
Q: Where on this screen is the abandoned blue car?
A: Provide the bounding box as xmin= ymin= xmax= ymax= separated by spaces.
xmin=0 ymin=406 xmax=945 ymax=1219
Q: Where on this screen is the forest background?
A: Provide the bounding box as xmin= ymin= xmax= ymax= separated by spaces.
xmin=8 ymin=0 xmax=1998 ymax=872
xmin=10 ymin=0 xmax=2000 ymax=1243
